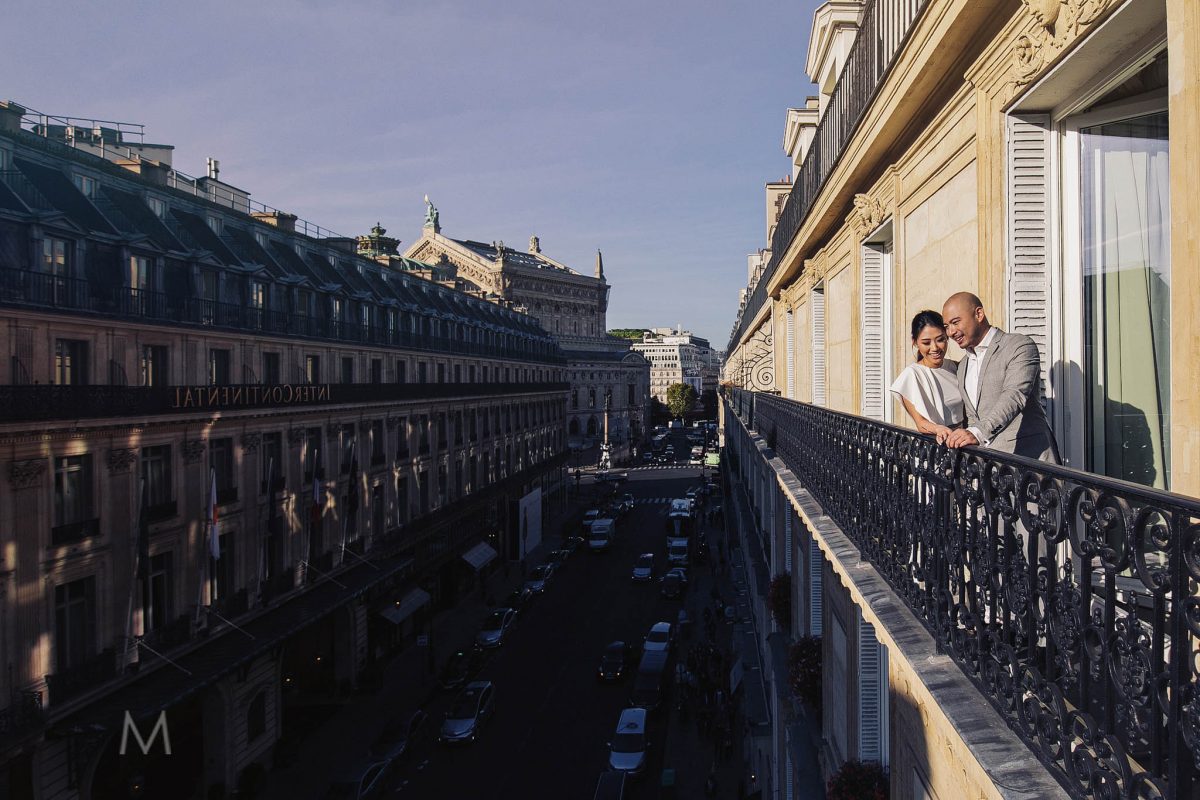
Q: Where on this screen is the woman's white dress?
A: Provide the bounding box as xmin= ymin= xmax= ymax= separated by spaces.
xmin=889 ymin=361 xmax=964 ymax=427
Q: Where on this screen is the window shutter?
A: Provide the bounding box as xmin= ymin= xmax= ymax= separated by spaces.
xmin=786 ymin=307 xmax=796 ymax=399
xmin=785 ymin=752 xmax=795 ymax=800
xmin=860 ymin=245 xmax=886 ymax=420
xmin=1006 ymin=114 xmax=1051 ymax=406
xmin=858 ymin=617 xmax=883 ymax=763
xmin=811 ymin=285 xmax=826 ymax=407
xmin=784 ymin=511 xmax=793 ymax=575
xmin=809 ymin=539 xmax=823 ymax=636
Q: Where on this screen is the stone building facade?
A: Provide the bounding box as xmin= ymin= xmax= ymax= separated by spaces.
xmin=723 ymin=0 xmax=1199 ymax=798
xmin=405 ymin=221 xmax=650 ymax=452
xmin=630 ymin=328 xmax=719 ymax=403
xmin=0 ymin=102 xmax=567 ymax=799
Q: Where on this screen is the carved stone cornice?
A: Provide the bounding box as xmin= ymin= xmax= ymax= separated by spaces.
xmin=241 ymin=433 xmax=261 ymax=453
xmin=106 ymin=449 xmax=138 ymax=474
xmin=181 ymin=439 xmax=206 ymax=465
xmin=848 ymin=193 xmax=889 ymax=238
xmin=1007 ymin=0 xmax=1117 ymax=97
xmin=8 ymin=459 xmax=46 ymax=489
xmin=287 ymin=427 xmax=306 ymax=447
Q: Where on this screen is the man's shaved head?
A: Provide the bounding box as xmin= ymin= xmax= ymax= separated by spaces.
xmin=942 ymin=292 xmax=990 ymax=349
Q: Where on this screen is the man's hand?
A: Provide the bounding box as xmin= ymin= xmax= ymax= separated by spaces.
xmin=945 ymin=429 xmax=979 ymax=448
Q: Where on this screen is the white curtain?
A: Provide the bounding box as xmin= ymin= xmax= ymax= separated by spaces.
xmin=1082 ymin=111 xmax=1171 ymax=489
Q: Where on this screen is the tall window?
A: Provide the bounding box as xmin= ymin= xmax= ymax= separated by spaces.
xmin=140 ymin=345 xmax=168 ymax=387
xmin=262 ymin=352 xmax=280 ymax=385
xmin=54 ymin=455 xmax=94 ymax=534
xmin=370 ymin=420 xmax=385 ymax=465
xmin=54 ymin=576 xmax=96 ymax=671
xmin=305 ymin=354 xmax=320 ymax=384
xmin=129 ymin=255 xmax=152 ymax=315
xmin=208 ymin=348 xmax=231 ymax=386
xmin=43 ymin=237 xmax=70 ymax=278
xmin=261 ymin=432 xmax=283 ymax=492
xmin=340 ymin=424 xmax=356 ymax=474
xmin=214 ymin=532 xmax=235 ymax=603
xmin=305 ymin=427 xmax=323 ymax=479
xmin=141 ymin=445 xmax=173 ymax=509
xmin=418 ymin=362 xmax=428 ymax=383
xmin=1080 ymin=110 xmax=1171 ymax=489
xmin=146 ymin=553 xmax=174 ymax=632
xmin=370 ymin=358 xmax=382 ymax=384
xmin=341 ymin=356 xmax=354 ymax=385
xmin=395 ymin=417 xmax=409 ymax=459
xmin=54 ymin=339 xmax=88 ymax=386
xmin=396 ymin=359 xmax=406 ymax=384
xmin=210 ymin=438 xmax=236 ymax=503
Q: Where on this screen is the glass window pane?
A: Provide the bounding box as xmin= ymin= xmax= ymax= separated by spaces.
xmin=1081 ymin=110 xmax=1171 ymax=489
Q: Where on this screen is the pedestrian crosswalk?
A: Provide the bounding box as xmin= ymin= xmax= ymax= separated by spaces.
xmin=633 ymin=497 xmax=675 ymax=505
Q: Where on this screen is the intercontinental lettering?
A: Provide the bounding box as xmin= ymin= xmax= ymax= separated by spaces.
xmin=171 ymin=384 xmax=331 ymax=410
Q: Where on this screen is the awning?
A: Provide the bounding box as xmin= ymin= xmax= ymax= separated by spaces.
xmin=379 ymin=588 xmax=431 ymax=625
xmin=461 ymin=541 xmax=499 ymax=571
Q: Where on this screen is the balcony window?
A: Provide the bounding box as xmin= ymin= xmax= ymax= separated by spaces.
xmin=262 ymin=433 xmax=283 ymax=493
xmin=53 ymin=455 xmax=95 ymax=546
xmin=396 ymin=476 xmax=408 ymax=526
xmin=304 ymin=427 xmax=323 ymax=480
xmin=254 ymin=230 xmax=268 ymax=249
xmin=437 ymin=414 xmax=447 ymax=449
xmin=418 ymin=362 xmax=427 ymax=384
xmin=454 ymin=411 xmax=463 ymax=445
xmin=72 ymin=174 xmax=97 ymax=199
xmin=54 ymin=339 xmax=88 ymax=386
xmin=145 ymin=553 xmax=174 ymax=633
xmin=54 ymin=576 xmax=96 ymax=671
xmin=262 ymin=352 xmax=280 ymax=385
xmin=208 ymin=348 xmax=231 ymax=386
xmin=418 ymin=416 xmax=430 ymax=455
xmin=395 ymin=417 xmax=409 ymax=459
xmin=206 ymin=215 xmax=222 ymax=235
xmin=140 ymin=345 xmax=168 ymax=387
xmin=42 ymin=236 xmax=71 ymax=277
xmin=341 ymin=357 xmax=354 ymax=385
xmin=370 ymin=358 xmax=382 ymax=384
xmin=210 ymin=438 xmax=236 ymax=505
xmin=437 ymin=363 xmax=445 ymax=384
xmin=469 ymin=365 xmax=476 ymax=383
xmin=214 ymin=532 xmax=235 ymax=602
xmin=340 ymin=424 xmax=356 ymax=474
xmin=370 ymin=420 xmax=385 ymax=466
xmin=454 ymin=364 xmax=461 ymax=383
xmin=395 ymin=359 xmax=406 ymax=384
xmin=305 ymin=354 xmax=320 ymax=384
xmin=141 ymin=445 xmax=174 ymax=517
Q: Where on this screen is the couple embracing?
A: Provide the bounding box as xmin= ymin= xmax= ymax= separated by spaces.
xmin=890 ymin=292 xmax=1058 ymax=462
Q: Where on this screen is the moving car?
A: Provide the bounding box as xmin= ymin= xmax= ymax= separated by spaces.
xmin=325 ymin=760 xmax=389 ymax=799
xmin=597 ymin=640 xmax=630 ymax=682
xmin=631 ymin=553 xmax=654 ymax=582
xmin=660 ymin=570 xmax=684 ymax=599
xmin=439 ymin=681 xmax=495 ymax=744
xmin=643 ymin=621 xmax=674 ymax=653
xmin=589 ymin=518 xmax=616 ymax=552
xmin=369 ymin=709 xmax=429 ymax=772
xmin=607 ymin=707 xmax=649 ymax=776
xmin=474 ymin=608 xmax=516 ymax=649
xmin=525 ymin=565 xmax=552 ymax=593
xmin=667 ymin=541 xmax=689 ymax=567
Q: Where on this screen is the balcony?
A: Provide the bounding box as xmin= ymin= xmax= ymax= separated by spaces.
xmin=215 ymin=486 xmax=238 ymax=505
xmin=50 ymin=517 xmax=99 ymax=547
xmin=45 ymin=648 xmax=117 ymax=706
xmin=140 ymin=614 xmax=192 ymax=655
xmin=0 ymin=266 xmax=566 ymax=365
xmin=730 ymin=0 xmax=929 ymax=351
xmin=145 ymin=499 xmax=177 ymax=523
xmin=726 ymin=389 xmax=1200 ymax=799
xmin=0 ymin=690 xmax=44 ymax=740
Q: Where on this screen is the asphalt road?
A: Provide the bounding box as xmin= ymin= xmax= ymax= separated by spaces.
xmin=392 ymin=462 xmax=708 ymax=799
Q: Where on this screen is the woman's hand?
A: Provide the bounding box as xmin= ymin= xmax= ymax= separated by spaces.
xmin=931 ymin=425 xmax=953 ymax=445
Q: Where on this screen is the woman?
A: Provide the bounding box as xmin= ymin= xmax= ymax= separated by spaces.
xmin=890 ymin=310 xmax=964 ymax=444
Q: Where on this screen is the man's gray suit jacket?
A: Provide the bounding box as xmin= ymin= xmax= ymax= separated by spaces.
xmin=958 ymin=327 xmax=1059 ymax=463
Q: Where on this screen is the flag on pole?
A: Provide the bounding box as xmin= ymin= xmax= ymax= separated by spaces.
xmin=208 ymin=468 xmax=220 ymax=560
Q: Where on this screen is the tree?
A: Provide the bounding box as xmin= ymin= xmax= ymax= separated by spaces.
xmin=607 ymin=328 xmax=647 ymax=341
xmin=665 ymin=383 xmax=698 ymax=420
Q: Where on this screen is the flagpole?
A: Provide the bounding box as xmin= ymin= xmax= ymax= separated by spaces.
xmin=123 ymin=477 xmax=145 ymax=672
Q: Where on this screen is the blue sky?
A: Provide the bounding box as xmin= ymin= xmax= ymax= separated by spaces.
xmin=2 ymin=0 xmax=819 ymax=346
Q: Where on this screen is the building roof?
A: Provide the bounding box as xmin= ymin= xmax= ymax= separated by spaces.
xmin=452 ymin=238 xmax=577 ymax=274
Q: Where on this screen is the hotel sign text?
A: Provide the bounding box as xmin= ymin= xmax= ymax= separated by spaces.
xmin=172 ymin=384 xmax=332 ymax=410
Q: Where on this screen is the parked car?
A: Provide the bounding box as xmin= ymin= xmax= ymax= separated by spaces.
xmin=643 ymin=621 xmax=674 ymax=653
xmin=562 ymin=535 xmax=583 ymax=554
xmin=582 ymin=509 xmax=602 ymax=529
xmin=597 ymin=640 xmax=630 ymax=682
xmin=547 ymin=550 xmax=569 ymax=571
xmin=667 ymin=541 xmax=689 ymax=567
xmin=660 ymin=571 xmax=684 ymax=599
xmin=475 ymin=608 xmax=516 ymax=649
xmin=325 ymin=759 xmax=389 ymax=799
xmin=630 ymin=650 xmax=670 ymax=710
xmin=525 ymin=565 xmax=552 ymax=593
xmin=607 ymin=707 xmax=649 ymax=776
xmin=369 ymin=709 xmax=429 ymax=772
xmin=439 ymin=681 xmax=495 ymax=744
xmin=439 ymin=649 xmax=482 ymax=691
xmin=631 ymin=553 xmax=654 ymax=582
xmin=505 ymin=587 xmax=534 ymax=616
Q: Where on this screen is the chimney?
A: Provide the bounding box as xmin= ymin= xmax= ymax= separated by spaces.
xmin=206 ymin=157 xmax=220 ymax=180
xmin=250 ymin=210 xmax=297 ymax=233
xmin=594 ymin=249 xmax=604 ymax=280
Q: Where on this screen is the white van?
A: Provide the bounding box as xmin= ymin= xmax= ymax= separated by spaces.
xmin=589 ymin=518 xmax=616 ymax=551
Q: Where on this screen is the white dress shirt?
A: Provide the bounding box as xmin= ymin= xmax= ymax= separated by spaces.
xmin=964 ymin=326 xmax=997 ymax=442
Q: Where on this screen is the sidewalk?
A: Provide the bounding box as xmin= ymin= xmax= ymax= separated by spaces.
xmin=260 ymin=511 xmax=572 ymax=799
xmin=660 ymin=484 xmax=745 ymax=798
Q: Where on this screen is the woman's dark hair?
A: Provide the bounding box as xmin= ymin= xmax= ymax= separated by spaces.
xmin=910 ymin=310 xmax=946 ymax=360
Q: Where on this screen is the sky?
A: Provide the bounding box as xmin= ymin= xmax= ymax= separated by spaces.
xmin=2 ymin=0 xmax=820 ymax=347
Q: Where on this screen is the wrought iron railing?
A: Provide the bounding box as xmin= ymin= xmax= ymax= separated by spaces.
xmin=0 ymin=266 xmax=564 ymax=365
xmin=727 ymin=389 xmax=1200 ymax=799
xmin=45 ymin=648 xmax=117 ymax=706
xmin=728 ymin=0 xmax=929 ymax=353
xmin=50 ymin=517 xmax=100 ymax=547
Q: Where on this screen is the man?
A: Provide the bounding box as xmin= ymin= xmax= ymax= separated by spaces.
xmin=941 ymin=292 xmax=1058 ymax=462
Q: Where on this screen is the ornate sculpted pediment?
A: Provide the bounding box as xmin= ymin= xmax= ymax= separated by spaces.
xmin=8 ymin=459 xmax=45 ymax=489
xmin=1009 ymin=0 xmax=1116 ymax=92
xmin=106 ymin=449 xmax=138 ymax=474
xmin=182 ymin=439 xmax=206 ymax=464
xmin=848 ymin=193 xmax=889 ymax=238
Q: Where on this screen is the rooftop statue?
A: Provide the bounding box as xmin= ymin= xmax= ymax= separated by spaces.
xmin=423 ymin=195 xmax=440 ymax=231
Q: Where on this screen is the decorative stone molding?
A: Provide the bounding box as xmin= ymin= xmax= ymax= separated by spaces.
xmin=106 ymin=449 xmax=138 ymax=474
xmin=241 ymin=433 xmax=261 ymax=453
xmin=1009 ymin=0 xmax=1118 ymax=92
xmin=181 ymin=439 xmax=206 ymax=465
xmin=287 ymin=427 xmax=306 ymax=447
xmin=8 ymin=459 xmax=46 ymax=489
xmin=848 ymin=193 xmax=889 ymax=238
